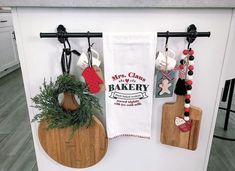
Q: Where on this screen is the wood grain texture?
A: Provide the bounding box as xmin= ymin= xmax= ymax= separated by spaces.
xmin=38 ymin=116 xmax=108 ymax=168
xmin=160 ymin=95 xmax=202 ymax=150
xmin=38 ymin=91 xmax=108 ymax=168
xmin=60 ymin=92 xmax=79 ymax=111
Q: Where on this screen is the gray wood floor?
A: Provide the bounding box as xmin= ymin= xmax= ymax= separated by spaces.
xmin=0 ymin=69 xmax=37 ymax=171
xmin=208 ymin=91 xmax=235 ymax=171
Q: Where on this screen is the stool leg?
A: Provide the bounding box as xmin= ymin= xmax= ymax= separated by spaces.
xmin=224 ymin=79 xmax=235 ymax=130
xmin=222 ymin=80 xmax=231 ymax=102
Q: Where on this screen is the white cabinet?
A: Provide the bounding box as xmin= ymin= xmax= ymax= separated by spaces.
xmin=0 ymin=12 xmax=19 ymax=73
xmin=13 ymin=8 xmax=231 ymax=171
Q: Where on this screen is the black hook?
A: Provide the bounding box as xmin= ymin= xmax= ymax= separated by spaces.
xmin=87 ymin=31 xmax=94 ymax=67
xmin=186 ymin=24 xmax=197 ymax=44
xmin=57 ymin=25 xmax=73 ymax=74
xmin=165 ymin=31 xmax=169 ymax=51
xmin=57 ymin=25 xmax=67 ymax=44
xmin=187 ymin=42 xmax=191 ymax=50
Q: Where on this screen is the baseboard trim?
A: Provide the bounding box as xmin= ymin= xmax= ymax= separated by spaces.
xmin=0 ymin=64 xmax=20 ymax=78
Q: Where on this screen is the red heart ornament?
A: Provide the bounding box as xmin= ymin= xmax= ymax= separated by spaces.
xmin=178 ymin=121 xmax=192 ymax=132
xmin=175 ymin=117 xmax=192 ymax=132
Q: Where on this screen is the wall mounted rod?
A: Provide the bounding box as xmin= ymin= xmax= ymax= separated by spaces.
xmin=157 ymin=32 xmax=210 ymax=37
xmin=40 ymin=31 xmax=211 ymax=38
xmin=40 ymin=32 xmax=103 ymax=38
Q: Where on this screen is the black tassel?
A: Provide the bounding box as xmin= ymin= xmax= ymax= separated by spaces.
xmin=174 ymin=78 xmax=187 ymax=95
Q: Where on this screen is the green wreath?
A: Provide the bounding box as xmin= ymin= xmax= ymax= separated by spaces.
xmin=32 ymin=74 xmax=102 ymax=132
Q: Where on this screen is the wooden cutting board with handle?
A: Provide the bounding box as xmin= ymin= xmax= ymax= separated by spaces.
xmin=38 ymin=92 xmax=108 ymax=168
xmin=160 ymin=95 xmax=202 ymax=150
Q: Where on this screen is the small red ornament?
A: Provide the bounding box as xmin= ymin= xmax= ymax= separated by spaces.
xmin=82 ymin=67 xmax=103 ymax=93
xmin=175 ymin=117 xmax=192 ymax=132
xmin=185 ymin=94 xmax=191 ymax=99
xmin=183 ymin=49 xmax=189 ymax=55
xmin=188 ymin=65 xmax=194 ymax=70
xmin=189 ymin=49 xmax=194 ymax=55
xmin=178 ymin=121 xmax=192 ymax=132
xmin=184 ymin=107 xmax=190 ymax=112
xmin=186 ymin=80 xmax=193 ymax=85
xmin=179 ymin=64 xmax=185 ymax=70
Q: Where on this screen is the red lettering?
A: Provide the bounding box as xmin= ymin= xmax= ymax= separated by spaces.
xmin=128 ymin=72 xmax=146 ymax=82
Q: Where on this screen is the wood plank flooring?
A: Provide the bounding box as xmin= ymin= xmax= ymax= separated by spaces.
xmin=208 ymin=93 xmax=235 ymax=171
xmin=0 ymin=69 xmax=37 ymax=171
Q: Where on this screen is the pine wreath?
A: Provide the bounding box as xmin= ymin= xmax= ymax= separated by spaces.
xmin=32 ymin=74 xmax=102 ymax=132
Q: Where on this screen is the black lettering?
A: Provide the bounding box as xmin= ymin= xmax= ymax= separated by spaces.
xmin=109 ymin=85 xmax=114 ymax=91
xmin=136 ymin=84 xmax=142 ymax=91
xmin=129 ymin=84 xmax=135 ymax=91
xmin=143 ymin=85 xmax=149 ymax=91
xmin=116 ymin=84 xmax=121 ymax=90
xmin=121 ymin=84 xmax=128 ymax=90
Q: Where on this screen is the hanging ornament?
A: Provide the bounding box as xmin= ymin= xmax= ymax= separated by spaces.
xmin=175 ymin=117 xmax=192 ymax=132
xmin=155 ymin=34 xmax=176 ymax=98
xmin=82 ymin=33 xmax=105 ymax=94
xmin=174 ymin=47 xmax=195 ymax=131
xmin=32 ymin=26 xmax=108 ymax=168
xmin=156 ymin=70 xmax=175 ymax=97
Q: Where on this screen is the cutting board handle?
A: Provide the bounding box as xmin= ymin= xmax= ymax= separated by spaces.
xmin=61 ymin=92 xmax=79 ymax=111
xmin=176 ymin=95 xmax=185 ymax=106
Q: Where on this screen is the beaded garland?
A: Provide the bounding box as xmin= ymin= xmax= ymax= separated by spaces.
xmin=178 ymin=48 xmax=195 ymax=121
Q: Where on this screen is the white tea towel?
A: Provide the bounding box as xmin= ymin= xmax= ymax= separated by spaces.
xmin=103 ymin=32 xmax=157 ymax=139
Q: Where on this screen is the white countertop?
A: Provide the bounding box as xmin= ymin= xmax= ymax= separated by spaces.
xmin=0 ymin=0 xmax=235 ymax=8
xmin=0 ymin=7 xmax=11 ymax=12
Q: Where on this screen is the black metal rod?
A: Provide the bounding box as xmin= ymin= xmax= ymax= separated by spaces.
xmin=224 ymin=78 xmax=235 ymax=131
xmin=40 ymin=31 xmax=210 ymax=38
xmin=40 ymin=32 xmax=103 ymax=38
xmin=157 ymin=32 xmax=210 ymax=37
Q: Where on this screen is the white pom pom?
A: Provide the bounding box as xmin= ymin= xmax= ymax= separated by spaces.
xmin=184 ymin=104 xmax=190 ymax=108
xmin=184 ymin=116 xmax=190 ymax=121
xmin=188 ymin=60 xmax=194 ymax=65
xmin=187 ymin=75 xmax=193 ymax=80
xmin=187 ymin=90 xmax=192 ymax=95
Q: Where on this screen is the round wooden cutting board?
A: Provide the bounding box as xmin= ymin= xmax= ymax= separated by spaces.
xmin=38 ymin=115 xmax=108 ymax=168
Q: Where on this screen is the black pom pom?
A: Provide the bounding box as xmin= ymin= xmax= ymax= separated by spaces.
xmin=189 ymin=55 xmax=194 ymax=61
xmin=186 ymin=85 xmax=192 ymax=90
xmin=174 ymin=78 xmax=187 ymax=95
xmin=184 ymin=112 xmax=190 ymax=116
xmin=180 ymin=59 xmax=186 ymax=65
xmin=185 ymin=99 xmax=190 ymax=103
xmin=188 ymin=70 xmax=193 ymax=76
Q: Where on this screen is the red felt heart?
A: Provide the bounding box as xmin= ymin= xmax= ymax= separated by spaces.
xmin=175 ymin=117 xmax=192 ymax=132
xmin=178 ymin=121 xmax=192 ymax=132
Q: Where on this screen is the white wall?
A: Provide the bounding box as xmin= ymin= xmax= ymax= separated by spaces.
xmin=12 ymin=8 xmax=232 ymax=171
